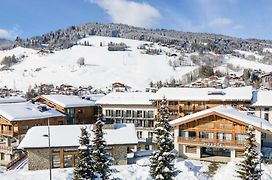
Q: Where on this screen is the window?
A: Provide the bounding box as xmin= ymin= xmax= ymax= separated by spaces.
xmin=132 ymin=111 xmax=137 ymax=117
xmin=264 ymin=113 xmax=269 ymax=121
xmin=137 ymin=131 xmax=143 ymax=139
xmin=137 ymin=120 xmax=143 ymax=127
xmin=105 ymin=110 xmax=112 ymax=117
xmin=64 ymin=155 xmax=73 ymax=168
xmin=180 ymin=131 xmax=189 ymax=137
xmin=199 ymin=132 xmax=213 ymax=139
xmin=147 ymin=120 xmax=154 ymax=128
xmin=180 ymin=131 xmax=196 ymax=138
xmin=236 ymin=134 xmax=246 ymax=141
xmin=126 ymin=110 xmax=132 ymax=117
xmin=137 ymin=110 xmax=143 ymax=118
xmin=217 ymin=133 xmax=223 ymax=140
xmin=224 ymin=133 xmax=232 ymax=140
xmin=52 ymin=155 xmax=60 ymax=168
xmin=116 ymin=110 xmax=122 ymax=117
xmin=145 ymin=145 xmax=150 ymax=150
xmin=147 ymin=111 xmax=154 ymax=118
xmin=148 ymin=132 xmax=153 ymax=138
xmin=264 ymin=107 xmax=270 ymax=111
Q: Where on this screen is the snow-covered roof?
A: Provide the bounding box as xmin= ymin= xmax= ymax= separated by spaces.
xmin=151 ymin=86 xmax=253 ymax=101
xmin=252 ymin=90 xmax=272 ymax=107
xmin=41 ymin=95 xmax=96 ymax=108
xmin=81 ymin=94 xmax=105 ymax=103
xmin=18 ymin=123 xmax=138 ymax=149
xmin=96 ymin=92 xmax=155 ymax=105
xmin=170 ymin=105 xmax=272 ymax=132
xmin=0 ymin=102 xmax=65 ymax=121
xmin=0 ymin=96 xmax=26 ymax=104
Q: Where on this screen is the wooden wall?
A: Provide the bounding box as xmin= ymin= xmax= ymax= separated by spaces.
xmin=179 ymin=114 xmax=247 ymax=135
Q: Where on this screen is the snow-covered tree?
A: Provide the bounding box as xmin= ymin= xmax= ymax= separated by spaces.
xmin=77 ymin=57 xmax=85 ymax=66
xmin=236 ymin=125 xmax=262 ymax=180
xmin=92 ymin=114 xmax=112 ymax=179
xmin=150 ymin=97 xmax=175 ymax=180
xmin=74 ymin=127 xmax=94 ymax=180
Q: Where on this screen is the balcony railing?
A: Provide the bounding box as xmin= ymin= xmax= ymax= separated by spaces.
xmin=168 ymin=105 xmax=179 ymax=110
xmin=177 ymin=136 xmax=246 ymax=148
xmin=180 ymin=105 xmax=207 ymax=111
xmin=0 ymin=130 xmax=13 ymax=137
xmin=0 ymin=144 xmax=14 ymax=153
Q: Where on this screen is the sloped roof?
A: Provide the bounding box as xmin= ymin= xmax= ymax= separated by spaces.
xmin=0 ymin=102 xmax=64 ymax=121
xmin=41 ymin=95 xmax=96 ymax=108
xmin=18 ymin=123 xmax=138 ymax=149
xmin=170 ymin=105 xmax=272 ymax=133
xmin=151 ymin=86 xmax=253 ymax=101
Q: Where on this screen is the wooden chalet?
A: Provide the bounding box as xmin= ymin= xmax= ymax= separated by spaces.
xmin=0 ymin=102 xmax=65 ymax=165
xmin=170 ymin=105 xmax=272 ymax=162
xmin=34 ymin=95 xmax=98 ymax=125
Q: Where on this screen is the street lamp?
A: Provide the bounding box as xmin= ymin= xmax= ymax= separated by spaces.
xmin=43 ymin=118 xmax=52 ymax=180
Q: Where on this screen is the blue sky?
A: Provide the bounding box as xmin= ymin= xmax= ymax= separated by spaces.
xmin=0 ymin=0 xmax=272 ymax=40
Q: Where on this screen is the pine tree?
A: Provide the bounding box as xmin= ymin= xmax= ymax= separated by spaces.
xmin=236 ymin=125 xmax=262 ymax=180
xmin=150 ymin=97 xmax=175 ymax=180
xmin=74 ymin=127 xmax=94 ymax=180
xmin=92 ymin=114 xmax=112 ymax=179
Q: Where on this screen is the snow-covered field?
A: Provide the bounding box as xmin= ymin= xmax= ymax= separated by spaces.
xmin=226 ymin=55 xmax=272 ymax=73
xmin=0 ymin=36 xmax=197 ymax=92
xmin=1 ymin=157 xmax=272 ymax=180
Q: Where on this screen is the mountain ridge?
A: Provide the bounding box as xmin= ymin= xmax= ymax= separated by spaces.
xmin=1 ymin=22 xmax=272 ymax=54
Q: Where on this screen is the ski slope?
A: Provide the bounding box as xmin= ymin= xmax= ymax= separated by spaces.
xmin=0 ymin=36 xmax=197 ymax=92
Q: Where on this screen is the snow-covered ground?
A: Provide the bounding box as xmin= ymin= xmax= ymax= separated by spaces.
xmin=225 ymin=55 xmax=272 ymax=73
xmin=0 ymin=36 xmax=197 ymax=92
xmin=0 ymin=157 xmax=209 ymax=180
xmin=1 ymin=157 xmax=272 ymax=180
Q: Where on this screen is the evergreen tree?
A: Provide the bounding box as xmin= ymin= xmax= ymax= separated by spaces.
xmin=74 ymin=127 xmax=94 ymax=180
xmin=92 ymin=114 xmax=112 ymax=179
xmin=236 ymin=125 xmax=262 ymax=180
xmin=150 ymin=97 xmax=175 ymax=180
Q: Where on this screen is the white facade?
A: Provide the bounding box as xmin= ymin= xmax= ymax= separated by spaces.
xmin=101 ymin=104 xmax=156 ymax=150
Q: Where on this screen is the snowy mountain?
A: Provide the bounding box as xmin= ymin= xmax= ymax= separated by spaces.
xmin=0 ymin=36 xmax=197 ymax=92
xmin=1 ymin=34 xmax=272 ymax=92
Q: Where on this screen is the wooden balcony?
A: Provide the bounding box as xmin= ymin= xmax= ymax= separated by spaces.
xmin=180 ymin=105 xmax=207 ymax=111
xmin=168 ymin=105 xmax=179 ymax=110
xmin=0 ymin=144 xmax=14 ymax=154
xmin=0 ymin=130 xmax=13 ymax=137
xmin=177 ymin=136 xmax=246 ymax=149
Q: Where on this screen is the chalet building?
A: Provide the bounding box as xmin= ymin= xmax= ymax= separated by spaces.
xmin=18 ymin=123 xmax=138 ymax=170
xmin=112 ymin=82 xmax=131 ymax=92
xmin=96 ymin=92 xmax=156 ymax=151
xmin=0 ymin=102 xmax=65 ymax=165
xmin=170 ymin=105 xmax=272 ymax=162
xmin=34 ymin=95 xmax=98 ymax=125
xmin=260 ymin=72 xmax=272 ymax=89
xmin=151 ymin=86 xmax=253 ymax=120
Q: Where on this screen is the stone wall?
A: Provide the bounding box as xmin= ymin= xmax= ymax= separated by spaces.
xmin=28 ymin=149 xmax=50 ymax=170
xmin=111 ymin=145 xmax=127 ymax=165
